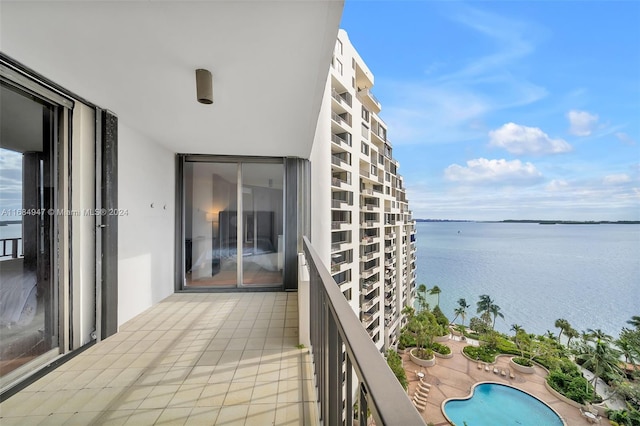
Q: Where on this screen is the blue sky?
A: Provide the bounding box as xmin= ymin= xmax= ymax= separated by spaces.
xmin=341 ymin=1 xmax=640 ymax=221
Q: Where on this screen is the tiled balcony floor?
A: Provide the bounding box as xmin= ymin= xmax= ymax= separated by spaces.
xmin=0 ymin=292 xmax=317 ymax=425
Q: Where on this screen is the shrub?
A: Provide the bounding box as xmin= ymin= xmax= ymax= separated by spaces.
xmin=386 ymin=350 xmax=408 ymax=390
xmin=399 ymin=332 xmax=415 ymax=350
xmin=432 ymin=305 xmax=450 ymax=328
xmin=431 ymin=342 xmax=451 ymax=355
xmin=469 ymin=317 xmax=490 ymax=334
xmin=513 ymin=357 xmax=533 ymax=367
xmin=463 ymin=345 xmax=499 ymax=363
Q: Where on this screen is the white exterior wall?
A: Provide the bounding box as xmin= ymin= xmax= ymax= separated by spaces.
xmin=118 ymin=123 xmax=175 ymax=327
xmin=329 ymin=30 xmax=417 ymax=352
xmin=310 ymin=77 xmax=332 ymax=264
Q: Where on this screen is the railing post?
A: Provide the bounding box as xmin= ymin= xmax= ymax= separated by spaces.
xmin=11 ymin=238 xmax=18 ymax=259
xmin=328 ymin=316 xmax=342 ymax=426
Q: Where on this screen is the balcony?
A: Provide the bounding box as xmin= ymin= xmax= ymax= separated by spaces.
xmin=356 ymin=88 xmax=381 ymax=114
xmin=0 ymin=292 xmax=318 ymax=424
xmin=331 ymin=111 xmax=352 ymax=130
xmin=331 ymin=133 xmax=352 ymax=149
xmin=1 ymin=238 xmax=424 ymax=425
xmin=331 ymin=89 xmax=353 ymax=108
xmin=331 ymin=153 xmax=351 ymax=170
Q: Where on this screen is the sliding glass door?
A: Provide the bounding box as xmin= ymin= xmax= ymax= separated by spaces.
xmin=0 ymin=82 xmax=58 ymax=378
xmin=183 ymin=158 xmax=284 ymax=288
xmin=240 ymin=163 xmax=284 ymax=286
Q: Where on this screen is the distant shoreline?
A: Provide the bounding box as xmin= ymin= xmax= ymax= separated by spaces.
xmin=415 ymin=219 xmax=640 ymax=225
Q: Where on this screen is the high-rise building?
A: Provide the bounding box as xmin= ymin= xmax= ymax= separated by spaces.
xmin=0 ymin=5 xmax=424 ymax=424
xmin=327 ymin=30 xmax=417 ymax=352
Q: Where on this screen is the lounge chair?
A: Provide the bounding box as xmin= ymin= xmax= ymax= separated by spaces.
xmin=413 ymin=401 xmax=425 ymax=412
xmin=477 ymin=362 xmax=483 ymax=369
xmin=419 ymin=382 xmax=431 ymax=390
xmin=412 ymin=397 xmax=427 ymax=411
xmin=485 ymin=364 xmax=490 ymax=371
xmin=414 ymin=393 xmax=428 ymax=403
xmin=501 ymin=369 xmax=507 ymax=376
xmin=493 ymin=367 xmax=499 ymax=374
xmin=508 ymin=369 xmax=515 ymax=379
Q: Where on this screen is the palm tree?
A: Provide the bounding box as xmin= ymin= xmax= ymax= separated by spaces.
xmin=565 ymin=327 xmax=580 ymax=347
xmin=575 ymin=328 xmax=623 ymax=399
xmin=489 ymin=303 xmax=504 ymax=330
xmin=450 ymin=298 xmax=470 ymax=325
xmin=627 ymin=315 xmax=640 ymax=330
xmin=555 ymin=318 xmax=570 ymax=342
xmin=616 ymin=335 xmax=638 ymax=368
xmin=429 ymin=285 xmax=442 ymax=307
xmin=416 ymin=284 xmax=428 ymax=312
xmin=476 ymin=294 xmax=493 ymax=327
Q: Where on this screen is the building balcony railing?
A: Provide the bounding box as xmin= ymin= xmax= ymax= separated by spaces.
xmin=0 ymin=238 xmax=21 ymax=259
xmin=361 ymin=236 xmax=374 ymax=244
xmin=331 ymin=221 xmax=347 ymax=230
xmin=331 ymin=111 xmax=352 ymax=128
xmin=302 ymin=238 xmax=424 ymax=425
xmin=331 ymin=154 xmax=350 ymax=168
xmin=331 ymin=89 xmax=353 ymax=108
xmin=356 ymin=88 xmax=381 ymax=113
xmin=361 ymin=268 xmax=377 ymax=280
xmin=330 ymin=240 xmax=350 ymax=253
xmin=331 ymin=177 xmax=350 ymax=188
xmin=331 ymin=133 xmax=352 ymax=148
xmin=360 ymin=251 xmax=376 ymax=261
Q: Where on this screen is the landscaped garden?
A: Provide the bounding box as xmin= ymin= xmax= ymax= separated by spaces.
xmin=387 ymin=288 xmax=640 ymax=426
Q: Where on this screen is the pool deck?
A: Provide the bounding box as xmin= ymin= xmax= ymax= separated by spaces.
xmin=403 ymin=337 xmax=612 ymax=426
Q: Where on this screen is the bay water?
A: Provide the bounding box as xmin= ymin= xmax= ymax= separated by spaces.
xmin=415 ymin=221 xmax=639 ymax=338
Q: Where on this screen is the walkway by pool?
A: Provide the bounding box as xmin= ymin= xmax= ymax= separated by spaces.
xmin=403 ymin=337 xmax=612 ymax=426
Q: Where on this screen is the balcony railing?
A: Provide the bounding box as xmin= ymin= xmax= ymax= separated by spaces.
xmin=302 ymin=237 xmax=424 ymax=426
xmin=0 ymin=238 xmax=21 ymax=259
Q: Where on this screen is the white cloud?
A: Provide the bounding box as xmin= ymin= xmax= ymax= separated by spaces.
xmin=546 ymin=179 xmax=570 ymax=191
xmin=615 ymin=132 xmax=636 ymax=145
xmin=444 ymin=158 xmax=543 ymax=185
xmin=488 ymin=122 xmax=572 ymax=155
xmin=377 ymin=6 xmax=547 ymax=146
xmin=603 ymin=174 xmax=631 ymax=185
xmin=567 ymin=110 xmax=599 ymax=136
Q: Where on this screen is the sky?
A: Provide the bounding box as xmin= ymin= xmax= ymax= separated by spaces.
xmin=341 ymin=1 xmax=640 ymax=221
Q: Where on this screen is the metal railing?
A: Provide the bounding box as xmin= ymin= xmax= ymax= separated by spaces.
xmin=303 ymin=237 xmax=424 ymax=426
xmin=0 ymin=238 xmax=21 ymax=258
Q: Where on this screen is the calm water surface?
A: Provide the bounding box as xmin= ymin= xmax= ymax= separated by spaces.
xmin=415 ymin=222 xmax=639 ymax=337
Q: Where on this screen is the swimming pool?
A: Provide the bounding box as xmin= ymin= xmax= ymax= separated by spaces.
xmin=443 ymin=382 xmax=565 ymax=426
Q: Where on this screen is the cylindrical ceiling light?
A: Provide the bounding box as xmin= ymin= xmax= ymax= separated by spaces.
xmin=195 ymin=69 xmax=213 ymax=104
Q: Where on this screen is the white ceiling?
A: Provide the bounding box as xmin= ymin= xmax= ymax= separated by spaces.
xmin=0 ymin=1 xmax=344 ymax=158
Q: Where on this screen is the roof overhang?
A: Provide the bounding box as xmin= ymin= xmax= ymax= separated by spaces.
xmin=0 ymin=1 xmax=344 ymax=158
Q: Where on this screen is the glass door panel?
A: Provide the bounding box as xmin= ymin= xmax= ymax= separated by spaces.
xmin=184 ymin=162 xmax=238 ymax=287
xmin=0 ymin=82 xmax=57 ymax=377
xmin=240 ymin=163 xmax=284 ymax=286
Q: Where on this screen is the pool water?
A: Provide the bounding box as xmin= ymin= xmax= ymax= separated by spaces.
xmin=443 ymin=383 xmax=564 ymax=426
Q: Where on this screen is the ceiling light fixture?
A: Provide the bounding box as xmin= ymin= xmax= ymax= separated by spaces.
xmin=195 ymin=69 xmax=213 ymax=104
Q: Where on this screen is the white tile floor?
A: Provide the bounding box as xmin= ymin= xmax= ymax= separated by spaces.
xmin=0 ymin=293 xmax=318 ymax=425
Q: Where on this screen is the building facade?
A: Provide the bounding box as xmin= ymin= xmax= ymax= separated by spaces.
xmin=0 ymin=12 xmax=419 ymax=425
xmin=328 ymin=30 xmax=417 ymax=352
